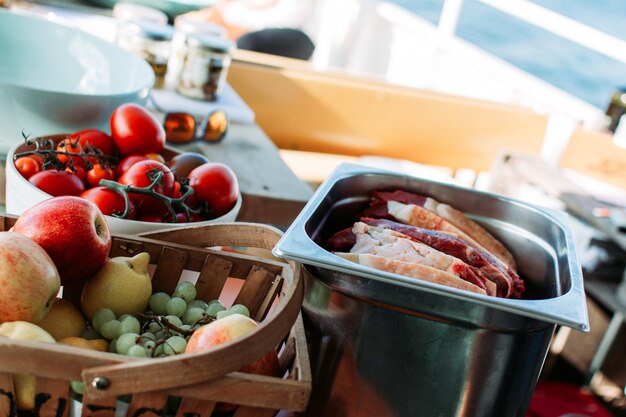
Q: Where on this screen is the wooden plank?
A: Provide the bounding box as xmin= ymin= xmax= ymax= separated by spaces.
xmin=151 ymin=247 xmax=188 ymax=294
xmin=195 ymin=255 xmax=233 ymax=302
xmin=171 ymin=374 xmax=310 ymax=412
xmin=125 ymin=392 xmax=168 ymax=417
xmin=233 ymin=406 xmax=277 ymax=417
xmin=110 ymin=238 xmax=144 ymax=258
xmin=254 ymin=276 xmax=283 ymax=322
xmin=237 ymin=193 xmax=308 ymax=230
xmin=171 ymin=128 xmax=313 ymax=204
xmin=80 ymin=392 xmax=117 ymax=417
xmin=119 ymin=233 xmax=285 ymax=278
xmin=174 ymin=398 xmax=216 ymax=417
xmin=34 ymin=377 xmax=70 ymax=417
xmin=229 ymin=50 xmax=548 ymax=172
xmin=233 ymin=266 xmax=276 ymax=319
xmin=0 ymin=372 xmax=16 ymax=417
xmin=560 ymin=128 xmax=626 ymax=191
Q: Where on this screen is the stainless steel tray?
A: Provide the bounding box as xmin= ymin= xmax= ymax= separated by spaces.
xmin=274 ymin=163 xmax=589 ymax=331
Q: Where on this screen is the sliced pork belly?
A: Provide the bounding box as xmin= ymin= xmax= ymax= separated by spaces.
xmin=372 ymin=190 xmax=517 ymax=269
xmin=336 ymin=253 xmax=488 ymax=296
xmin=361 ymin=217 xmax=524 ymax=298
xmin=350 ymin=222 xmax=496 ymax=295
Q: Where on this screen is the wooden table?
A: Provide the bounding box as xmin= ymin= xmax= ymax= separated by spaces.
xmin=168 ymin=122 xmax=313 ymax=229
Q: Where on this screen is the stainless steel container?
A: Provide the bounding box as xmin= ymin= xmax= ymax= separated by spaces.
xmin=273 ymin=163 xmax=589 ymax=417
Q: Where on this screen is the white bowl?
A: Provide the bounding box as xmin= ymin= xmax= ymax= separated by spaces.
xmin=0 ymin=10 xmax=154 ymax=158
xmin=5 ymin=139 xmax=241 ymax=234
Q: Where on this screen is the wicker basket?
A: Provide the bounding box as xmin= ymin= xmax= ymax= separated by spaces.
xmin=0 ymin=216 xmax=311 ymax=417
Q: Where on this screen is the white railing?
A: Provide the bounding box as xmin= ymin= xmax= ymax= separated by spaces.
xmin=476 ymin=0 xmax=626 ymax=65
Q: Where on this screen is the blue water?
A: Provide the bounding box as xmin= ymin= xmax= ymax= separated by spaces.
xmin=391 ymin=0 xmax=626 ymax=110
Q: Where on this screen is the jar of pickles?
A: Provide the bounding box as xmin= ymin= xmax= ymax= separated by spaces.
xmin=116 ymin=20 xmax=174 ymax=89
xmin=174 ymin=33 xmax=234 ymax=101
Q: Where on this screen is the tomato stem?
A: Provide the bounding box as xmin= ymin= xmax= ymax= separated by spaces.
xmin=99 ymin=170 xmax=200 ymax=222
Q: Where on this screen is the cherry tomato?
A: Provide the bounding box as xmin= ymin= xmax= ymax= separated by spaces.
xmin=144 ymin=153 xmax=166 ymax=164
xmin=80 ymin=187 xmax=135 ymax=218
xmin=64 ymin=165 xmax=87 ymax=184
xmin=110 ymin=103 xmax=165 ymax=156
xmin=87 ymin=164 xmax=115 ymax=187
xmin=136 ymin=213 xmax=165 ymax=223
xmin=115 ymin=155 xmax=148 ymax=179
xmin=70 ymin=129 xmax=115 ymax=156
xmin=14 ymin=156 xmax=41 ymax=179
xmin=166 ymin=152 xmax=210 ymax=179
xmin=29 ymin=170 xmax=85 ymax=196
xmin=56 ymin=138 xmax=86 ymax=167
xmin=118 ymin=160 xmax=175 ymax=214
xmin=187 ymin=163 xmax=239 ymax=218
xmin=172 ymin=181 xmax=183 ymax=199
xmin=174 ymin=212 xmax=205 ymax=223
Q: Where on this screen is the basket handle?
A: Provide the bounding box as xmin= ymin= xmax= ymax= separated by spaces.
xmin=137 ymin=222 xmax=284 ymax=250
xmin=82 ymin=222 xmax=304 ymax=398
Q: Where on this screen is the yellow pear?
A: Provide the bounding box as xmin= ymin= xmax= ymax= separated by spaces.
xmin=81 ymin=252 xmax=152 ymax=321
xmin=0 ymin=321 xmax=55 ymax=410
xmin=37 ymin=298 xmax=87 ymax=341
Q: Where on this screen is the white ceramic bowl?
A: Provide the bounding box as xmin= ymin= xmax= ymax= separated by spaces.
xmin=0 ymin=10 xmax=154 ymax=158
xmin=5 ymin=139 xmax=241 ymax=234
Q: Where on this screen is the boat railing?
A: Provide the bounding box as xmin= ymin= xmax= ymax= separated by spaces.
xmin=309 ymin=0 xmax=607 ymax=129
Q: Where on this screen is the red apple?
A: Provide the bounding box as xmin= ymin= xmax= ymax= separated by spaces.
xmin=186 ymin=313 xmax=279 ymax=412
xmin=0 ymin=232 xmax=60 ymax=324
xmin=12 ymin=196 xmax=112 ymax=285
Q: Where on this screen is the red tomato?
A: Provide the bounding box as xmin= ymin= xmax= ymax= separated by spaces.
xmin=118 ymin=160 xmax=175 ymax=214
xmin=110 ymin=103 xmax=165 ymax=156
xmin=65 ymin=165 xmax=87 ymax=184
xmin=136 ymin=213 xmax=164 ymax=223
xmin=14 ymin=156 xmax=41 ymax=179
xmin=115 ymin=155 xmax=149 ymax=179
xmin=87 ymin=164 xmax=115 ymax=187
xmin=70 ymin=129 xmax=115 ymax=156
xmin=187 ymin=163 xmax=239 ymax=218
xmin=29 ymin=170 xmax=85 ymax=197
xmin=56 ymin=138 xmax=86 ymax=167
xmin=144 ymin=153 xmax=166 ymax=163
xmin=174 ymin=212 xmax=205 ymax=223
xmin=80 ymin=187 xmax=135 ymax=218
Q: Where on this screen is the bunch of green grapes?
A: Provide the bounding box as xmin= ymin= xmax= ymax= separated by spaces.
xmin=90 ymin=281 xmax=250 ymax=358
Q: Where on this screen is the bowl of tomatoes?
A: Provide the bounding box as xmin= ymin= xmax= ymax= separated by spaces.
xmin=5 ymin=104 xmax=241 ymax=234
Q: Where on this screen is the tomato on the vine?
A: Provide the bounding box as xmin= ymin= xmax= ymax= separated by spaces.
xmin=87 ymin=164 xmax=115 ymax=187
xmin=187 ymin=162 xmax=239 ymax=218
xmin=115 ymin=155 xmax=149 ymax=179
xmin=70 ymin=129 xmax=115 ymax=156
xmin=65 ymin=165 xmax=87 ymax=184
xmin=14 ymin=156 xmax=41 ymax=179
xmin=118 ymin=160 xmax=175 ymax=214
xmin=56 ymin=138 xmax=86 ymax=167
xmin=80 ymin=187 xmax=134 ymax=218
xmin=29 ymin=170 xmax=85 ymax=197
xmin=110 ymin=103 xmax=165 ymax=156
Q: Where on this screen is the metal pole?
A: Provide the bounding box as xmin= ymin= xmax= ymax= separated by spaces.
xmin=438 ymin=0 xmax=464 ymax=38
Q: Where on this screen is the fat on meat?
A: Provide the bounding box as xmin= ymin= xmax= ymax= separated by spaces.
xmin=350 ymin=222 xmax=495 ymax=295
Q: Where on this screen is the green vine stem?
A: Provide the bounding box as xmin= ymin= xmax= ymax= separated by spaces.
xmin=99 ymin=169 xmax=200 ymax=223
xmin=14 ymin=134 xmax=118 ymax=171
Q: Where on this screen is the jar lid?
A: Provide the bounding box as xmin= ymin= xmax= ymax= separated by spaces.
xmin=113 ymin=2 xmax=168 ymax=25
xmin=185 ymin=33 xmax=234 ymax=53
xmin=123 ymin=20 xmax=174 ymax=42
xmin=174 ymin=16 xmax=227 ymax=38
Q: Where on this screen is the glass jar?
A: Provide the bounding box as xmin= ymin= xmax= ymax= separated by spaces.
xmin=175 ymin=33 xmax=234 ymax=101
xmin=165 ymin=16 xmax=227 ymax=91
xmin=116 ymin=20 xmax=174 ymax=89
